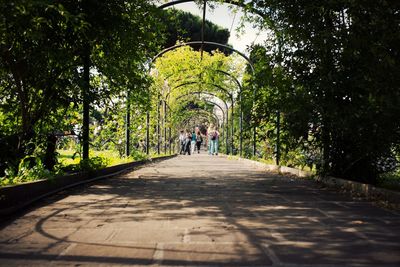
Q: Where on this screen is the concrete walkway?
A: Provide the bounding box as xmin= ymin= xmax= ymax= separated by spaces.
xmin=0 ymin=154 xmax=399 ymax=266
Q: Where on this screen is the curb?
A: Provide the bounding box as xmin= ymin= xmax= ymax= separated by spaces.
xmin=315 ymin=176 xmax=400 ymax=210
xmin=234 ymin=156 xmax=312 ymax=177
xmin=0 ymin=155 xmax=177 ymax=216
xmin=226 ymin=155 xmax=400 ymax=210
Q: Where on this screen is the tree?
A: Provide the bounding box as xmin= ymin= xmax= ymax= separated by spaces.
xmin=245 ymin=0 xmax=400 ymax=183
xmin=0 ymin=0 xmax=164 ymax=176
xmin=150 ymin=46 xmax=245 ymax=155
xmin=161 ymin=9 xmax=231 ymax=52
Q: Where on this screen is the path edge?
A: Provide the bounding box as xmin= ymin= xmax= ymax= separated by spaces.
xmin=0 ymin=155 xmax=177 ymax=216
xmin=225 ymin=155 xmax=400 ymax=210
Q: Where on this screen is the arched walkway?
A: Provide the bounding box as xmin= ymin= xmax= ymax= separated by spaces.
xmin=0 ymin=155 xmax=399 ymax=266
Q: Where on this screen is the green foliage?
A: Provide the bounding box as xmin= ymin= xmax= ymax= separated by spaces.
xmin=151 ymin=46 xmax=244 ymax=141
xmin=2 ymin=0 xmax=398 ymax=188
xmin=378 ymin=170 xmax=400 ymax=191
xmin=130 ymin=150 xmax=149 ymax=161
xmin=0 ymin=0 xmax=164 ymax=176
xmin=1 ymin=156 xmax=61 ymax=186
xmin=78 ymin=157 xmax=108 ymax=172
xmin=245 ymin=0 xmax=400 ymax=183
xmin=161 ymin=9 xmax=230 ymax=52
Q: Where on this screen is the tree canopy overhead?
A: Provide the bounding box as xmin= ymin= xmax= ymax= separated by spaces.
xmin=0 ymin=0 xmax=399 ymax=186
xmin=161 ymin=8 xmax=231 ymax=53
xmin=0 ymin=0 xmax=164 ymax=176
xmin=242 ymin=0 xmax=400 ymax=183
xmin=151 ymin=45 xmax=243 ymax=132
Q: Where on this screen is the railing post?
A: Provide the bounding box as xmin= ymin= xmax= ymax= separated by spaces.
xmin=82 ymin=45 xmax=91 ymax=160
xmin=231 ymin=101 xmax=234 ymax=155
xmin=164 ymin=101 xmax=167 ymax=154
xmin=239 ymin=93 xmax=243 ymax=157
xmin=125 ymin=90 xmax=130 ymax=157
xmin=225 ymin=110 xmax=229 ymax=155
xmin=276 ymin=110 xmax=281 ymax=166
xmin=252 ymin=85 xmax=257 ymax=157
xmin=146 ymin=111 xmax=150 ymax=155
xmin=157 ymin=97 xmax=160 ymax=155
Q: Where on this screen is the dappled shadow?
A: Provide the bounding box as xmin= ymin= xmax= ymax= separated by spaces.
xmin=0 ymin=155 xmax=399 ymax=266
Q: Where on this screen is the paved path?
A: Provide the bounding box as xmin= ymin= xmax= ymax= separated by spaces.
xmin=0 ymin=154 xmax=399 ymax=266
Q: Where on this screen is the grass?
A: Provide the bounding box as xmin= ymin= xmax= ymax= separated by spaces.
xmin=257 ymin=158 xmax=277 ymax=165
xmin=57 ymin=150 xmax=143 ymax=167
xmin=57 ymin=149 xmax=173 ymax=168
xmin=227 ymin=154 xmax=315 ymax=173
xmin=378 ymin=171 xmax=400 ymax=192
xmin=227 ymin=153 xmax=400 ymax=192
xmin=0 ymin=150 xmax=171 ymax=187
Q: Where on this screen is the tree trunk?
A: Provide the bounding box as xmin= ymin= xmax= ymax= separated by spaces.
xmin=82 ymin=44 xmax=91 ymax=160
xmin=43 ymin=134 xmax=57 ymax=170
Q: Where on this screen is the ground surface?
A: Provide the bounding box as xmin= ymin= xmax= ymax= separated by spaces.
xmin=0 ymin=154 xmax=399 ymax=266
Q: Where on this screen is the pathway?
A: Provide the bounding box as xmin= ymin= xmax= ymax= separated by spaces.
xmin=0 ymin=154 xmax=399 ymax=266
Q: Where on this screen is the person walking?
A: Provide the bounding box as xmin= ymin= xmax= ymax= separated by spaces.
xmin=213 ymin=127 xmax=220 ymax=155
xmin=191 ymin=130 xmax=196 ymax=154
xmin=184 ymin=130 xmax=192 ymax=155
xmin=196 ymin=130 xmax=203 ymax=153
xmin=209 ymin=126 xmax=219 ymax=155
xmin=207 ymin=124 xmax=214 ymax=155
xmin=179 ymin=130 xmax=186 ymax=155
xmin=139 ymin=139 xmax=146 ymax=153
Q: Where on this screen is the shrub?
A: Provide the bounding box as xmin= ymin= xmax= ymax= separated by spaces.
xmin=1 ymin=156 xmax=61 ymax=186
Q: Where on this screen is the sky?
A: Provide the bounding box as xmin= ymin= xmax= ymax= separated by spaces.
xmin=163 ymin=2 xmax=269 ymax=54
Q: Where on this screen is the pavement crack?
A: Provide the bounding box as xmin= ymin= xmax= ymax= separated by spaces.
xmin=182 ymin=228 xmax=190 ymax=243
xmin=152 ymin=242 xmax=164 ymax=264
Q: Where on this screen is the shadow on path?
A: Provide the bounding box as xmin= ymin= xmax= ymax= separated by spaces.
xmin=0 ymin=154 xmax=399 ymax=266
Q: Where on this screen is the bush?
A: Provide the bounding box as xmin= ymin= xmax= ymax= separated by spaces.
xmin=61 ymin=156 xmax=109 ymax=173
xmin=130 ymin=149 xmax=149 ymax=161
xmin=79 ymin=156 xmax=109 ymax=172
xmin=1 ymin=156 xmax=62 ymax=186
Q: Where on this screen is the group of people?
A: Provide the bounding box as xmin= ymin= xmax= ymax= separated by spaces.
xmin=179 ymin=124 xmax=220 ymax=156
xmin=179 ymin=129 xmax=203 ymax=155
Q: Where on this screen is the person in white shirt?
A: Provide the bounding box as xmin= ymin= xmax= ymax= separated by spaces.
xmin=178 ymin=130 xmax=186 ymax=154
xmin=190 ymin=130 xmax=196 ymax=154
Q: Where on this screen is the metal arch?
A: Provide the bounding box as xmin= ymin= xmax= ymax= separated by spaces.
xmin=158 ymin=0 xmax=265 ymax=18
xmin=164 ymin=69 xmax=242 ymax=92
xmin=171 ymin=94 xmax=227 ymax=128
xmin=157 ymin=0 xmax=281 ymax=38
xmin=179 ymin=114 xmax=218 ymax=131
xmin=151 ymin=41 xmax=254 ymax=74
xmin=152 ymin=0 xmax=260 ymax=157
xmin=173 ymin=94 xmax=227 ymax=124
xmin=180 ymin=110 xmax=219 ymax=125
xmin=176 ymin=81 xmax=235 ymax=154
xmin=180 ymin=116 xmax=213 ymax=128
xmin=213 ymin=69 xmax=242 ymax=92
xmin=166 ymin=75 xmax=237 ymax=100
xmin=171 ymin=91 xmax=229 ymax=148
xmin=156 ymin=90 xmax=231 ymax=155
xmin=174 ymin=91 xmax=229 ymax=111
xmin=168 ymin=81 xmax=237 ymax=154
xmin=161 ymin=68 xmax=244 ymax=155
xmin=185 ymin=109 xmax=222 ymax=132
xmin=168 ymin=81 xmax=233 ymax=102
xmin=180 ymin=114 xmax=218 ymax=126
xmin=179 ymin=108 xmax=221 ymax=129
xmin=160 ymin=87 xmax=230 ymax=155
xmin=212 ymin=69 xmax=243 ymax=156
xmin=171 ymin=93 xmax=229 ymax=154
xmin=178 ymin=112 xmax=219 ymax=150
xmin=180 ymin=113 xmax=212 ymax=124
xmin=151 ymin=43 xmax=256 ymax=156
